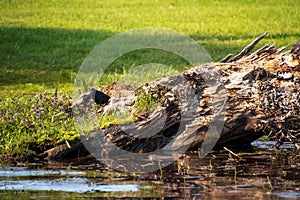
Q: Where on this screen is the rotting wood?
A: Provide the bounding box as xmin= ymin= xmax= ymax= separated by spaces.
xmin=230 ymin=32 xmax=268 ymax=62
xmin=43 ymin=35 xmax=300 ymax=162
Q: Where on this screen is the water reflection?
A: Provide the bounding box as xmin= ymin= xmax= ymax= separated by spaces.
xmin=0 ymin=141 xmax=299 ymax=199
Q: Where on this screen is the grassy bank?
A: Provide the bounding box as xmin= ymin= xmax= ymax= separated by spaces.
xmin=0 ymin=0 xmax=299 ymax=162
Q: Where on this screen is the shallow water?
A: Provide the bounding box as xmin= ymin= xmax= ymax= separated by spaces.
xmin=0 ymin=141 xmax=299 ymax=199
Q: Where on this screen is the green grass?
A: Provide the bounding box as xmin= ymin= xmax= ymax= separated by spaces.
xmin=99 ymin=112 xmax=134 ymax=129
xmin=134 ymin=90 xmax=161 ymax=114
xmin=0 ymin=0 xmax=299 ymax=161
xmin=0 ymin=92 xmax=76 ymax=162
xmin=1 ymin=0 xmax=299 ymax=93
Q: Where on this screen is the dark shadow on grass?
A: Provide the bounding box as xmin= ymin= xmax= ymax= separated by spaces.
xmin=0 ymin=26 xmax=113 ymax=86
xmin=0 ymin=26 xmax=297 ymax=86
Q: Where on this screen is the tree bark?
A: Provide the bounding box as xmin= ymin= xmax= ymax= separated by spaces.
xmin=99 ymin=37 xmax=300 ymax=153
xmin=43 ymin=35 xmax=300 ymax=161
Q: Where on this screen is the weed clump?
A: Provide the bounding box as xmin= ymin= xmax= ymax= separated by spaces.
xmin=0 ymin=93 xmax=77 ymax=162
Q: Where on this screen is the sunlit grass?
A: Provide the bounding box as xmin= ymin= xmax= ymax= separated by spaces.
xmin=0 ymin=0 xmax=299 ymax=94
xmin=99 ymin=112 xmax=135 ymax=129
xmin=0 ymin=92 xmax=75 ymax=161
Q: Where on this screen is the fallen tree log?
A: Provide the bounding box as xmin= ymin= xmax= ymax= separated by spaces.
xmin=42 ymin=34 xmax=300 ymax=162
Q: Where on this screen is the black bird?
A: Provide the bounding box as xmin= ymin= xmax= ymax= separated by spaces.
xmin=90 ymin=88 xmax=110 ymax=105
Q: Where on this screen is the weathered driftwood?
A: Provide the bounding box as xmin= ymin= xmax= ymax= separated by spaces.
xmin=42 ymin=34 xmax=300 ymax=161
xmin=229 ymin=32 xmax=268 ymax=62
